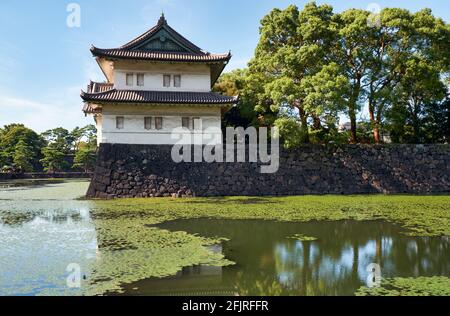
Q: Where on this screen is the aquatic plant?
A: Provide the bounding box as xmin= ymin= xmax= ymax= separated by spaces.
xmin=355 ymin=277 xmax=450 ymax=296
xmin=287 ymin=234 xmax=318 ymax=241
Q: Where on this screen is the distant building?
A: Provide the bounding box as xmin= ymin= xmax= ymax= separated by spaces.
xmin=81 ymin=14 xmax=238 ymax=146
xmin=338 ymin=122 xmax=352 ymax=132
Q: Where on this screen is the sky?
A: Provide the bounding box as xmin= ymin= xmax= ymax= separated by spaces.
xmin=0 ymin=0 xmax=449 ymax=133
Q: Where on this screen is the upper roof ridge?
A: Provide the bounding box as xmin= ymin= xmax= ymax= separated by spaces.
xmin=157 ymin=13 xmax=167 ymax=26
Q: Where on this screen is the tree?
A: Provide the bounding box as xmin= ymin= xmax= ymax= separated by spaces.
xmin=71 ymin=125 xmax=97 ymax=152
xmin=214 ymin=2 xmax=450 ymax=145
xmin=249 ymin=2 xmax=340 ymax=143
xmin=71 ymin=125 xmax=98 ymax=172
xmin=13 ymin=140 xmax=34 ymax=173
xmin=422 ymin=98 xmax=450 ymax=143
xmin=73 ymin=146 xmax=97 ymax=173
xmin=389 ymin=57 xmax=446 ymax=142
xmin=363 ymin=8 xmax=449 ymax=143
xmin=0 ymin=124 xmax=45 ymax=171
xmin=332 ymin=9 xmax=377 ymax=143
xmin=214 ymin=69 xmax=277 ymax=128
xmin=40 ymin=146 xmax=68 ymax=173
xmin=273 ymin=117 xmax=304 ymax=149
xmin=41 ymin=127 xmax=74 ymax=154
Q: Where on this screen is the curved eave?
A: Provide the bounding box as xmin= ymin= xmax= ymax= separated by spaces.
xmin=90 ymin=46 xmax=231 ymax=64
xmin=80 ymin=89 xmax=239 ymax=107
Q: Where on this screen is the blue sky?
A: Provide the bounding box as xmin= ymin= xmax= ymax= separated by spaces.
xmin=0 ymin=0 xmax=449 ymax=132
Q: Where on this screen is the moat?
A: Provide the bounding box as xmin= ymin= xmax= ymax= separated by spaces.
xmin=0 ymin=180 xmax=448 ymax=296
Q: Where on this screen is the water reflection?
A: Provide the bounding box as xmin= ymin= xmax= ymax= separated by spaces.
xmin=1 ymin=180 xmax=448 ymax=296
xmin=127 ymin=219 xmax=450 ymax=296
xmin=0 ymin=180 xmax=97 ymax=296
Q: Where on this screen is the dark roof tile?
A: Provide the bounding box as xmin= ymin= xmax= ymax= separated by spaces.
xmin=90 ymin=47 xmax=231 ymax=63
xmin=91 ymin=15 xmax=231 ymax=63
xmin=81 ymin=88 xmax=238 ymax=106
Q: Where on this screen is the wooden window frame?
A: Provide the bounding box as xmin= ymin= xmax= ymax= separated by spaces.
xmin=155 ymin=117 xmax=163 ymax=130
xmin=163 ymin=74 xmax=171 ymax=87
xmin=116 ymin=116 xmax=125 ymax=130
xmin=174 ymin=75 xmax=181 ymax=88
xmin=144 ymin=117 xmax=152 ymax=130
xmin=126 ymin=73 xmax=134 ymax=86
xmin=137 ymin=73 xmax=145 ymax=87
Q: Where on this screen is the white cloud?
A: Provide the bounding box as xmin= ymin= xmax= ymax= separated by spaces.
xmin=0 ymin=88 xmax=92 ymax=133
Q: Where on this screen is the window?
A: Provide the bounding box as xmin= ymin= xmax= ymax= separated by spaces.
xmin=163 ymin=74 xmax=171 ymax=87
xmin=137 ymin=74 xmax=145 ymax=86
xmin=174 ymin=75 xmax=181 ymax=88
xmin=155 ymin=117 xmax=163 ymax=130
xmin=126 ymin=73 xmax=134 ymax=86
xmin=144 ymin=117 xmax=152 ymax=130
xmin=182 ymin=117 xmax=190 ymax=129
xmin=116 ymin=116 xmax=124 ymax=129
xmin=193 ymin=117 xmax=202 ymax=131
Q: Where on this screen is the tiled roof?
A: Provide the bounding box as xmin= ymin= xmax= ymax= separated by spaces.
xmin=87 ymin=81 xmax=114 ymax=93
xmin=90 ymin=47 xmax=231 ymax=63
xmin=120 ymin=14 xmax=203 ymax=53
xmin=82 ymin=103 xmax=101 ymax=114
xmin=91 ymin=14 xmax=231 ymax=63
xmin=81 ymin=88 xmax=238 ymax=106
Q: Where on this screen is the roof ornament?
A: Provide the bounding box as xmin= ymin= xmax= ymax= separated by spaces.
xmin=158 ymin=12 xmax=167 ymax=26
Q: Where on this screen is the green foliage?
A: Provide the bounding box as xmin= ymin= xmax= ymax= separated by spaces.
xmin=218 ymin=2 xmax=450 ymax=146
xmin=40 ymin=146 xmax=68 ymax=173
xmin=355 ymin=277 xmax=450 ymax=296
xmin=387 ymin=97 xmax=450 ymax=144
xmin=39 ymin=125 xmax=98 ymax=173
xmin=41 ymin=127 xmax=74 ymax=154
xmin=0 ymin=124 xmax=45 ymax=172
xmin=214 ymin=69 xmax=262 ymax=128
xmin=73 ymin=146 xmax=97 ymax=172
xmin=0 ymin=124 xmax=98 ymax=174
xmin=12 ymin=140 xmax=34 ymax=173
xmin=274 ymin=117 xmax=305 ymax=149
xmin=249 ymin=2 xmax=339 ymax=142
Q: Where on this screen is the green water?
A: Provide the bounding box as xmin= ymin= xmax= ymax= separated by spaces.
xmin=0 ymin=180 xmax=448 ymax=296
xmin=121 ymin=219 xmax=449 ymax=296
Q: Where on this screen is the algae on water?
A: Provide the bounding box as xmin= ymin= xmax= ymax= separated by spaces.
xmin=288 ymin=234 xmax=318 ymax=241
xmin=355 ymin=277 xmax=450 ymax=296
xmin=1 ymin=180 xmax=449 ymax=296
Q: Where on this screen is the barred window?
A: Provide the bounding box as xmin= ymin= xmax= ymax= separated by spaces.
xmin=193 ymin=117 xmax=202 ymax=130
xmin=126 ymin=74 xmax=133 ymax=86
xmin=116 ymin=116 xmax=124 ymax=129
xmin=144 ymin=117 xmax=152 ymax=130
xmin=163 ymin=74 xmax=171 ymax=87
xmin=155 ymin=117 xmax=163 ymax=130
xmin=137 ymin=74 xmax=145 ymax=86
xmin=182 ymin=117 xmax=190 ymax=129
xmin=174 ymin=75 xmax=181 ymax=88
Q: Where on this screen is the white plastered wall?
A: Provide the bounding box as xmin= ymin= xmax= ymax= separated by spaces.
xmin=98 ymin=104 xmax=223 ymax=145
xmin=113 ymin=62 xmax=211 ymax=92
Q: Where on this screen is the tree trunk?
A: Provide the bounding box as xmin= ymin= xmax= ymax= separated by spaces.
xmin=348 ymin=80 xmax=361 ymax=143
xmin=373 ymin=124 xmax=381 ymax=143
xmin=349 ymin=107 xmax=357 ymax=144
xmin=369 ymin=102 xmax=381 ymax=144
xmin=298 ymin=106 xmax=310 ymax=143
xmin=312 ymin=114 xmax=322 ymax=130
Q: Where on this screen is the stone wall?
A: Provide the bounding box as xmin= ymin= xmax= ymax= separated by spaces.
xmin=87 ymin=144 xmax=450 ymax=199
